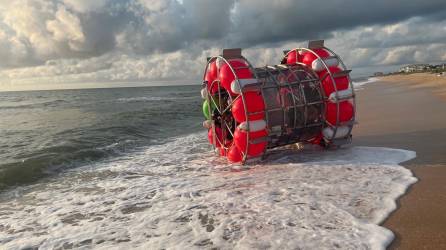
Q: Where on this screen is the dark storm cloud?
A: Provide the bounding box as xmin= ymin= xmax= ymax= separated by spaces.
xmin=230 ymin=0 xmax=446 ymax=46
xmin=78 ymin=0 xmax=236 ymax=54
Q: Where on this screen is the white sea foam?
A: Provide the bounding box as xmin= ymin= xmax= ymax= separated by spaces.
xmin=0 ymin=133 xmax=416 ymax=250
xmin=353 ymin=77 xmax=379 ymax=90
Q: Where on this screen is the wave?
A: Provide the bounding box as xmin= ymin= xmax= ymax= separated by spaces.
xmin=2 ymin=94 xmax=200 ymax=108
xmin=0 ymin=99 xmax=68 ymax=110
xmin=0 ymin=132 xmax=416 ymax=250
xmin=353 ymin=77 xmax=379 ymax=90
xmin=116 ymin=96 xmax=196 ymax=103
xmin=0 ymin=139 xmax=140 ymax=191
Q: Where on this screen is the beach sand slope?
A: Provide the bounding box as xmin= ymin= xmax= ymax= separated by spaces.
xmin=354 ymin=73 xmax=446 ymax=249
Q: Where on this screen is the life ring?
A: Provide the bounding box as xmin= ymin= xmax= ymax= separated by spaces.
xmin=232 ymin=91 xmax=265 ymax=123
xmin=318 ymin=66 xmax=349 ymax=96
xmin=203 ymin=57 xmax=268 ymax=163
xmin=219 ymin=59 xmax=253 ymax=96
xmin=205 ymin=60 xmax=219 ymax=94
xmin=234 ymin=121 xmax=268 ymax=157
xmin=286 ymin=48 xmax=339 ymax=72
xmin=283 ymin=46 xmax=355 ymax=144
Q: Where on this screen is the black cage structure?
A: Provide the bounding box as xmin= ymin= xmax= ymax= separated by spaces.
xmin=201 ymin=40 xmax=356 ymax=164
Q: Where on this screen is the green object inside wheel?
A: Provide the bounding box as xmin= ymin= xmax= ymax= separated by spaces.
xmin=202 ymin=98 xmax=218 ymax=119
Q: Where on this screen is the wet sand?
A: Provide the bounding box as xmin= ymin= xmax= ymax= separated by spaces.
xmin=353 ymin=74 xmax=446 ymax=249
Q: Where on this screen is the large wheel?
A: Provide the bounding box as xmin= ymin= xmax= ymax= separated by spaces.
xmin=282 ymin=45 xmax=356 ymax=146
xmin=203 ymin=56 xmax=263 ymax=163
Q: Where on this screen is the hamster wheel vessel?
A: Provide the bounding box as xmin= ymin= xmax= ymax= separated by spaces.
xmin=201 ymin=40 xmax=356 ymax=164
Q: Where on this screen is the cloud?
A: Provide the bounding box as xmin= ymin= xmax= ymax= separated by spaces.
xmin=0 ymin=0 xmax=236 ymax=66
xmin=229 ymin=0 xmax=446 ymax=46
xmin=62 ymin=0 xmax=108 ymax=13
xmin=326 ymin=17 xmax=446 ymax=67
xmin=46 ymin=5 xmax=85 ymax=50
xmin=0 ymin=0 xmax=445 ymax=89
xmin=0 ymin=46 xmax=219 ymax=85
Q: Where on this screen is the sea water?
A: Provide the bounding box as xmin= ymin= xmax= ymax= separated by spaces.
xmin=0 ymin=82 xmax=415 ymax=250
xmin=0 ymin=85 xmax=203 ymax=190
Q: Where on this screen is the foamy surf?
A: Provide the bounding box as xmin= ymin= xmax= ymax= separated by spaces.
xmin=0 ymin=132 xmax=416 ymax=250
xmin=353 ymin=77 xmax=379 ymax=90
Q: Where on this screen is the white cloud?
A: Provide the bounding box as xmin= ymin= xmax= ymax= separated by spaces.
xmin=0 ymin=0 xmax=445 ymax=90
xmin=62 ymin=0 xmax=108 ymax=13
xmin=46 ymin=5 xmax=85 ymax=51
xmin=1 ymin=0 xmax=58 ymax=64
xmin=0 ymin=47 xmax=216 ymax=87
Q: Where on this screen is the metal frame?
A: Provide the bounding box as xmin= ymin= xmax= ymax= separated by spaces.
xmin=253 ymin=64 xmax=324 ymax=147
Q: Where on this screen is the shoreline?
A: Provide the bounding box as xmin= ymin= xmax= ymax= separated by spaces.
xmin=353 ymin=74 xmax=446 ymax=249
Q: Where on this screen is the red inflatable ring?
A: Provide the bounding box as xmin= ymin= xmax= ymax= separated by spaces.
xmin=234 ymin=127 xmax=267 ymax=157
xmin=326 ymin=101 xmax=354 ymax=125
xmin=318 ymin=66 xmax=349 ymax=96
xmin=219 ymin=59 xmax=253 ymax=95
xmin=232 ymin=91 xmax=265 ymax=123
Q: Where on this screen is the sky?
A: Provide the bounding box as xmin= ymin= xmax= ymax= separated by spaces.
xmin=0 ymin=0 xmax=445 ymax=91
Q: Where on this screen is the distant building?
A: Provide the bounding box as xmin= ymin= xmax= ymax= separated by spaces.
xmin=399 ymin=64 xmax=430 ymax=73
xmin=397 ymin=63 xmax=446 ymax=74
xmin=431 ymin=63 xmax=446 ymax=71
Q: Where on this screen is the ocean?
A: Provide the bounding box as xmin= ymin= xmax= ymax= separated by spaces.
xmin=0 ymin=82 xmax=416 ymax=249
xmin=0 ymin=85 xmax=203 ymax=190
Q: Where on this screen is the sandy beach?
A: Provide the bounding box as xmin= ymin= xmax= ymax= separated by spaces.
xmin=376 ymin=73 xmax=446 ymax=99
xmin=354 ymin=73 xmax=446 ymax=249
